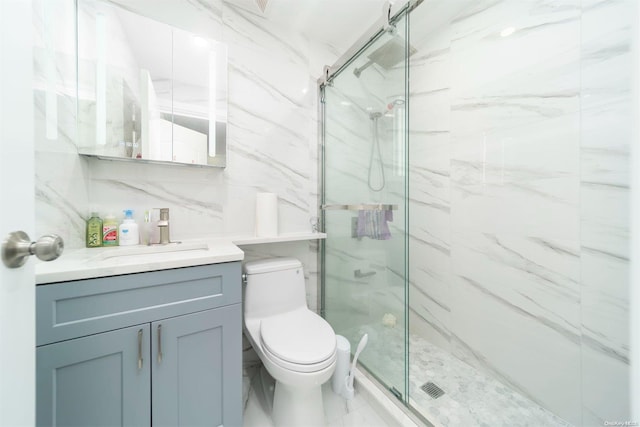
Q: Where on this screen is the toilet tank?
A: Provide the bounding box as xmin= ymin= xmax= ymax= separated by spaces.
xmin=243 ymin=258 xmax=308 ymax=319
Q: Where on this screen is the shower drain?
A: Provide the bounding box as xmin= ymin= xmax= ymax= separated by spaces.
xmin=421 ymin=381 xmax=445 ymax=399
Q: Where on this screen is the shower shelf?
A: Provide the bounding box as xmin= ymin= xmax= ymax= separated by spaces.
xmin=321 ymin=203 xmax=398 ymax=211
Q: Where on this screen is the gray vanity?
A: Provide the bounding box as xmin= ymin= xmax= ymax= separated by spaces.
xmin=35 ymin=242 xmax=244 ymax=427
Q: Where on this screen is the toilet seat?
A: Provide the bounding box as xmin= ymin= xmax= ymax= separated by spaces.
xmin=260 ymin=309 xmax=336 ymax=373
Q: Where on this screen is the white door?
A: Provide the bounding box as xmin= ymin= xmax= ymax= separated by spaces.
xmin=0 ymin=1 xmax=36 ymax=426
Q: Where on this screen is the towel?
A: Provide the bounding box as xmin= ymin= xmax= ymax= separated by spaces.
xmin=356 ymin=209 xmax=393 ymax=240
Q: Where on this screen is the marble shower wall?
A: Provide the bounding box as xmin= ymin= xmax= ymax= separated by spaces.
xmin=408 ymin=0 xmax=633 ymax=425
xmin=579 ymin=0 xmax=632 ymax=423
xmin=33 ymin=0 xmax=333 ymax=312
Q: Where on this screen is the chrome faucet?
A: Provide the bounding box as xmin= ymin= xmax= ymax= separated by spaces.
xmin=158 ymin=208 xmax=170 ymax=244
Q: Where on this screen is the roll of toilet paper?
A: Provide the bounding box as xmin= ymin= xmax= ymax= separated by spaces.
xmin=255 ymin=193 xmax=278 ymax=237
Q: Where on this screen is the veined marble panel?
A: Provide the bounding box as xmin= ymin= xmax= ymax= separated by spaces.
xmin=446 ymin=224 xmax=581 ymax=424
xmin=450 ymin=1 xmax=580 ymax=85
xmin=451 ymin=174 xmax=578 ymax=242
xmin=581 ymin=342 xmax=631 ymax=426
xmin=579 ymin=0 xmax=632 ymax=423
xmin=580 ymin=105 xmax=630 ymax=188
xmin=581 ymin=249 xmax=629 ymax=361
xmin=411 ymin=88 xmax=451 ymax=134
xmin=449 ymin=251 xmax=581 ymax=424
xmin=580 ymin=0 xmax=632 ymax=112
xmin=407 ymin=0 xmax=454 ymax=357
xmin=410 ymin=131 xmax=450 ymax=205
xmin=450 ymin=1 xmax=581 ymax=139
xmin=409 ymin=30 xmax=451 ymax=96
xmin=35 ymin=152 xmax=90 ymax=249
xmin=222 ymin=3 xmax=312 ymax=108
xmin=408 ymin=247 xmax=452 ymax=351
xmin=222 ymin=3 xmax=316 ymax=235
xmin=87 ymin=158 xmax=226 ymax=240
xmin=450 ymin=112 xmax=580 ymax=184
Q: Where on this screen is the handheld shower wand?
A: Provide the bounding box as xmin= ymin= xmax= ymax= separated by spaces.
xmin=342 ymin=333 xmax=369 ymax=399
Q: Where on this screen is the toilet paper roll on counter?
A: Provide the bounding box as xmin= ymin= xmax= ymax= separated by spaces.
xmin=255 ymin=192 xmax=278 ymax=237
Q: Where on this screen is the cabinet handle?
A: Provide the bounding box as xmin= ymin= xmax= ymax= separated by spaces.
xmin=157 ymin=324 xmax=163 ymax=364
xmin=137 ymin=329 xmax=143 ymax=370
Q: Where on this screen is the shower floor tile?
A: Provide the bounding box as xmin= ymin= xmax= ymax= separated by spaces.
xmin=407 ymin=335 xmax=572 ymax=427
xmin=337 ymin=324 xmax=572 ymax=427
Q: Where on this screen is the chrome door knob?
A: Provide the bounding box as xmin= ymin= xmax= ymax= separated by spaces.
xmin=2 ymin=231 xmax=64 ymax=268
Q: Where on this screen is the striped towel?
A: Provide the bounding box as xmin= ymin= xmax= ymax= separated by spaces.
xmin=356 ymin=209 xmax=393 ymax=240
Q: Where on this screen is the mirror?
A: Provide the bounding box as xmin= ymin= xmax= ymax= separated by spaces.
xmin=76 ymin=0 xmax=227 ymax=167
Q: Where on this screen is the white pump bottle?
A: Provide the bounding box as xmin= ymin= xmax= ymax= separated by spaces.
xmin=119 ymin=209 xmax=140 ymax=246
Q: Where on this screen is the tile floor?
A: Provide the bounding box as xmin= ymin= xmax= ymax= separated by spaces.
xmin=242 ymin=365 xmax=393 ymax=427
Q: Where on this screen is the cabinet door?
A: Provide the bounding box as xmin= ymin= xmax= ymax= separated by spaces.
xmin=37 ymin=324 xmax=151 ymax=427
xmin=152 ymin=305 xmax=242 ymax=427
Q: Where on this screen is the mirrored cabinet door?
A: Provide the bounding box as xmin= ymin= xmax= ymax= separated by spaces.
xmin=76 ymin=0 xmax=227 ymax=167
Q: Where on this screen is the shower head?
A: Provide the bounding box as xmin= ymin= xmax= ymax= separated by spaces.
xmin=353 ymin=36 xmax=417 ymax=78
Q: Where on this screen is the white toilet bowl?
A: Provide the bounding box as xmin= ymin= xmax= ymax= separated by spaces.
xmin=243 ymin=258 xmax=337 ymax=427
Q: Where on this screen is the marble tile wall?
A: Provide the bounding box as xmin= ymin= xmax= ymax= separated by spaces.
xmin=32 ymin=0 xmax=331 ymax=312
xmin=407 ymin=0 xmax=633 ymax=425
xmin=579 ymin=0 xmax=632 ymax=423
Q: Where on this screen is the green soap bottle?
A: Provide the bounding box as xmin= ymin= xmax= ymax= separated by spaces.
xmin=86 ymin=212 xmax=103 ymax=248
xmin=102 ymin=213 xmax=119 ymax=246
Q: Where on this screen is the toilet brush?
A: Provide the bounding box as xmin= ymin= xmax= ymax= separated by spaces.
xmin=342 ymin=333 xmax=368 ymax=399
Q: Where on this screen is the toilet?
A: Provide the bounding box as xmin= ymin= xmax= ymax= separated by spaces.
xmin=243 ymin=258 xmax=337 ymax=427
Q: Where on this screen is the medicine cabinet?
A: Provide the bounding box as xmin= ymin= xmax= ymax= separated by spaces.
xmin=76 ymin=0 xmax=228 ymax=167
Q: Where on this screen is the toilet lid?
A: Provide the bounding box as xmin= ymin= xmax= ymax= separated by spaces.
xmin=260 ymin=310 xmax=336 ymax=365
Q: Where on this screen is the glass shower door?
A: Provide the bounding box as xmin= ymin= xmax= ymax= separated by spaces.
xmin=321 ymin=13 xmax=409 ymax=401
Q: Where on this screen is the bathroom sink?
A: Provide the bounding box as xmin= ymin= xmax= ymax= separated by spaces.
xmin=88 ymin=242 xmax=210 ymax=263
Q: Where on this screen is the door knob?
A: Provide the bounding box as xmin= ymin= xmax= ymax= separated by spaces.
xmin=2 ymin=231 xmax=64 ymax=268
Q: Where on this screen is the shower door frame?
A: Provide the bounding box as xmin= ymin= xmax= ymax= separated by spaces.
xmin=317 ymin=0 xmax=421 ymax=412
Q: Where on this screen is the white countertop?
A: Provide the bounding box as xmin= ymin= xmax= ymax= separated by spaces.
xmin=35 ymin=232 xmax=326 ymax=285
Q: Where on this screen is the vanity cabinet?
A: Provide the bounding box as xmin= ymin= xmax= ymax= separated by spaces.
xmin=37 ymin=324 xmax=152 ymax=426
xmin=36 ymin=262 xmax=242 ymax=427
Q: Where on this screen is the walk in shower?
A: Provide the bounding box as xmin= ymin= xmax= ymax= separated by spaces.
xmin=320 ymin=0 xmax=634 ymax=426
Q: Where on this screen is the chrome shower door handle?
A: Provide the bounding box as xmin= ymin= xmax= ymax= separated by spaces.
xmin=2 ymin=231 xmax=64 ymax=268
